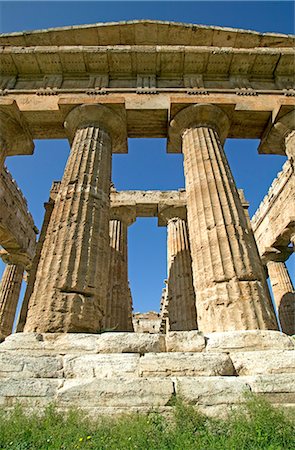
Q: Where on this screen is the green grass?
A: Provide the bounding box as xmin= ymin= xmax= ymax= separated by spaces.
xmin=0 ymin=395 xmax=294 ymax=450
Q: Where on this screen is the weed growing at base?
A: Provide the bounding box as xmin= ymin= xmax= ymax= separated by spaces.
xmin=0 ymin=395 xmax=294 ymax=450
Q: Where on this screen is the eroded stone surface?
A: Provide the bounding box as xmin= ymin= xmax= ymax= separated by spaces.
xmin=0 ymin=331 xmax=294 ymax=417
xmin=170 ymin=104 xmax=278 ymax=333
xmin=0 ymin=352 xmax=63 ymax=378
xmin=139 ymin=353 xmax=235 ymax=377
xmin=0 ymin=378 xmax=62 ymax=398
xmin=231 ymin=350 xmax=295 ymax=375
xmin=0 ymin=264 xmax=24 ymax=340
xmin=96 ymin=333 xmax=166 ymax=354
xmin=165 ymin=331 xmax=206 ymax=352
xmin=206 ymin=330 xmax=295 ymax=352
xmin=57 ymin=378 xmax=174 ymax=408
xmin=1 ymin=333 xmax=99 ymax=353
xmin=64 ymin=354 xmax=140 ymax=379
xmin=175 ymin=376 xmax=251 ymax=405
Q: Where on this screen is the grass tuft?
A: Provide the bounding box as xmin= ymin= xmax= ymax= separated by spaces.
xmin=0 ymin=394 xmax=294 ymax=450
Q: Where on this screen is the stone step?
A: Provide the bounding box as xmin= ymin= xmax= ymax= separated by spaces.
xmin=1 ymin=330 xmax=293 ymax=354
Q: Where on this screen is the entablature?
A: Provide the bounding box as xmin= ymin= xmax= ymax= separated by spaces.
xmin=0 ymin=93 xmax=293 ymax=154
xmin=0 ymin=45 xmax=294 ymax=94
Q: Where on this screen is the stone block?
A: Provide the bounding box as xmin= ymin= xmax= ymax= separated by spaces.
xmin=230 ymin=350 xmax=295 ymax=375
xmin=0 ymin=332 xmax=47 ymax=351
xmin=165 ymin=331 xmax=206 ymax=352
xmin=175 ymin=376 xmax=250 ymax=405
xmin=139 ymin=352 xmax=234 ymax=377
xmin=95 ymin=333 xmax=166 ymax=353
xmin=42 ymin=333 xmax=100 ymax=353
xmin=0 ymin=332 xmax=167 ymax=354
xmin=205 ymin=330 xmax=294 ymax=352
xmin=0 ymin=351 xmax=63 ymax=378
xmin=0 ymin=378 xmax=62 ymax=397
xmin=57 ymin=378 xmax=174 ymax=408
xmin=64 ymin=354 xmax=140 ymax=378
xmin=243 ymin=373 xmax=295 ymax=404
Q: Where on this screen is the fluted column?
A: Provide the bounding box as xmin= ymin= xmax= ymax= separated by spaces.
xmin=0 ymin=263 xmax=23 ymax=340
xmin=267 ymin=261 xmax=295 ymax=335
xmin=159 ymin=205 xmax=197 ymax=330
xmin=16 ymin=182 xmax=60 ymax=332
xmin=24 ymin=104 xmax=127 ymax=333
xmin=104 ymin=206 xmax=136 ymax=331
xmin=168 ymin=103 xmax=278 ymax=332
xmin=286 ymin=131 xmax=295 ymax=250
xmin=263 ymin=248 xmax=295 ymax=335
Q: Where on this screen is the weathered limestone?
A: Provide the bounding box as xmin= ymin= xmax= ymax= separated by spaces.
xmin=0 ymin=263 xmax=23 ymax=340
xmin=168 ymin=103 xmax=278 ymax=333
xmin=257 ymin=109 xmax=295 ymax=250
xmin=0 ymin=19 xmax=294 ymax=417
xmin=1 ymin=330 xmax=294 ymax=416
xmin=266 ymin=257 xmax=295 ymax=335
xmin=159 ymin=205 xmax=197 ymax=331
xmin=133 ymin=311 xmax=161 ymax=333
xmin=139 ymin=352 xmax=235 ymax=377
xmin=166 ymin=330 xmax=206 ymax=352
xmin=205 ymin=330 xmax=294 ymax=352
xmin=251 ymin=159 xmax=295 ymax=258
xmin=104 ymin=204 xmax=136 ymax=331
xmin=0 ymin=100 xmax=34 ymax=169
xmin=0 ymin=166 xmax=37 ymax=266
xmin=230 ymin=350 xmax=295 ymax=375
xmin=259 ymin=110 xmax=295 ymax=158
xmin=24 ymin=104 xmax=127 ymax=333
xmin=17 ymin=182 xmax=60 ymax=332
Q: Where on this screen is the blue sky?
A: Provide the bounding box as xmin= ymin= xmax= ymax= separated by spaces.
xmin=0 ymin=1 xmax=294 ymax=317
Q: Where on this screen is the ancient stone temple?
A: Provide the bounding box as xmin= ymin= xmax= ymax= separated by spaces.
xmin=0 ymin=21 xmax=294 ymax=416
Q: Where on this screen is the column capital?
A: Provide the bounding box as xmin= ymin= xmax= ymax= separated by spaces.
xmin=110 ymin=205 xmax=137 ymax=226
xmin=259 ymin=110 xmax=295 ymax=157
xmin=64 ymin=103 xmax=127 ymax=153
xmin=0 ymin=100 xmax=34 ymax=158
xmin=167 ymin=103 xmax=230 ymax=153
xmin=158 ymin=204 xmax=187 ymax=226
xmin=0 ymin=249 xmax=28 ymax=269
xmin=261 ymin=246 xmax=293 ymax=264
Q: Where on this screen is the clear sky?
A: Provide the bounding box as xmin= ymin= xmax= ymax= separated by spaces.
xmin=0 ymin=1 xmax=294 ymax=318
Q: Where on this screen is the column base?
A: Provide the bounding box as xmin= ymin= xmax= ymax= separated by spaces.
xmin=0 ymin=330 xmax=294 ymax=418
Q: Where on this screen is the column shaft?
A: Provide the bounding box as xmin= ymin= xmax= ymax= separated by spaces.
xmin=105 ymin=219 xmax=134 ymax=331
xmin=183 ymin=124 xmax=277 ymax=332
xmin=0 ymin=264 xmax=23 ymax=339
xmin=267 ymin=260 xmax=295 ymax=335
xmin=166 ymin=217 xmax=197 ymax=330
xmin=16 ymin=197 xmax=55 ymax=331
xmin=0 ymin=144 xmax=6 ymax=170
xmin=25 ymin=125 xmax=112 ymax=332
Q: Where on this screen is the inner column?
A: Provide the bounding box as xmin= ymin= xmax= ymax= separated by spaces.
xmin=24 ymin=104 xmax=126 ymax=333
xmin=0 ymin=262 xmax=23 ymax=340
xmin=264 ymin=249 xmax=295 ymax=335
xmin=168 ymin=103 xmax=278 ymax=332
xmin=104 ymin=205 xmax=136 ymax=331
xmin=159 ymin=205 xmax=197 ymax=331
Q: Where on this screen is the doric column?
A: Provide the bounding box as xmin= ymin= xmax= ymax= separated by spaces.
xmin=0 ymin=100 xmax=34 ymax=169
xmin=159 ymin=282 xmax=169 ymax=333
xmin=0 ymin=263 xmax=24 ymax=340
xmin=104 ymin=205 xmax=136 ymax=331
xmin=16 ymin=182 xmax=60 ymax=332
xmin=168 ymin=103 xmax=278 ymax=332
xmin=24 ymin=104 xmax=127 ymax=333
xmin=263 ymin=248 xmax=295 ymax=335
xmin=158 ymin=205 xmax=197 ymax=331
